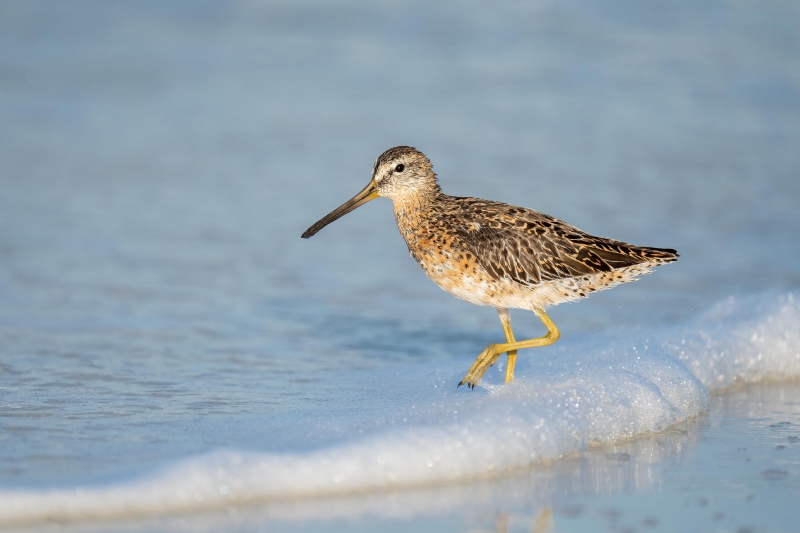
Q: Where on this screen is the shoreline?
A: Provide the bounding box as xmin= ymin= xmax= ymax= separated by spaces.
xmin=3 ymin=382 xmax=797 ymax=532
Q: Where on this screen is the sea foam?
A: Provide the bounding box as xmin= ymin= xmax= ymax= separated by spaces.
xmin=1 ymin=292 xmax=798 ymax=526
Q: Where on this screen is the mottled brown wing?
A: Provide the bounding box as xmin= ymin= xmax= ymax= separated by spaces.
xmin=452 ymin=203 xmax=676 ymax=286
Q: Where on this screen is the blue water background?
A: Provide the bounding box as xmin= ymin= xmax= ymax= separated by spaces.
xmin=1 ymin=0 xmax=798 ymax=505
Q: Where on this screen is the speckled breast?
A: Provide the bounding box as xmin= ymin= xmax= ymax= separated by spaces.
xmin=394 ymin=207 xmax=532 ymax=309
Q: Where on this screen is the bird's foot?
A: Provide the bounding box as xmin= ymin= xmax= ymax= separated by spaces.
xmin=458 ymin=345 xmax=502 ymax=389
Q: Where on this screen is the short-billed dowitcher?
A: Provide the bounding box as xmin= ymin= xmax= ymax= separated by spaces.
xmin=302 ymin=146 xmax=678 ymax=388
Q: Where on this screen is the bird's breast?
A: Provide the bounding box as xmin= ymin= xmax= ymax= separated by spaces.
xmin=393 ymin=209 xmax=519 ymax=307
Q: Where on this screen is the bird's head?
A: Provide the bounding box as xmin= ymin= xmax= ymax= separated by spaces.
xmin=301 ymin=146 xmax=439 ymax=238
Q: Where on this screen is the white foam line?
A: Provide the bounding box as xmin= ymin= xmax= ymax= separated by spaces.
xmin=669 ymin=292 xmax=800 ymax=390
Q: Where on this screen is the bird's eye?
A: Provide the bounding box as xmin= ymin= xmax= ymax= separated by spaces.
xmin=395 ymin=163 xmax=405 ymax=173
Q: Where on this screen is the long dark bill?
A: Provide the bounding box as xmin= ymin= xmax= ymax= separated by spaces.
xmin=301 ymin=180 xmax=379 ymax=238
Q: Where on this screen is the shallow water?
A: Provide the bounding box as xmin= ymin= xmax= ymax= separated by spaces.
xmin=6 ymin=383 xmax=797 ymax=533
xmin=1 ymin=0 xmax=799 ymax=530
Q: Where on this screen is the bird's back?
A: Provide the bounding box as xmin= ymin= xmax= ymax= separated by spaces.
xmin=394 ymin=194 xmax=677 ymax=310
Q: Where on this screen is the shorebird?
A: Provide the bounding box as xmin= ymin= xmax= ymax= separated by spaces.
xmin=302 ymin=146 xmax=678 ymax=388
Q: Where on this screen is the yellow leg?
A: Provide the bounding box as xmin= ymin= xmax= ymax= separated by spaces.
xmin=497 ymin=309 xmax=517 ymax=383
xmin=459 ymin=309 xmax=560 ymax=389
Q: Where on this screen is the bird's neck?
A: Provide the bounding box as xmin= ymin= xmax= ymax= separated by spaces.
xmin=391 ymin=188 xmax=444 ymax=246
xmin=390 ymin=184 xmax=442 ymax=215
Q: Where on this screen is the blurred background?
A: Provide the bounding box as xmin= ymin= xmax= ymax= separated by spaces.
xmin=3 ymin=0 xmax=798 ymax=323
xmin=1 ymin=0 xmax=799 ymax=488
